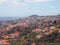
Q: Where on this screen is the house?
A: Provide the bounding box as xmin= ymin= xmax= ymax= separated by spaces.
xmin=31 ymin=42 xmax=36 ymax=45
xmin=44 ymin=27 xmax=49 ymax=31
xmin=50 ymin=26 xmax=56 ymax=30
xmin=10 ymin=32 xmax=20 ymax=38
xmin=32 ymin=28 xmax=41 ymax=33
xmin=0 ymin=41 xmax=3 ymax=45
xmin=44 ymin=31 xmax=50 ymax=35
xmin=0 ymin=40 xmax=10 ymax=45
xmin=44 ymin=29 xmax=55 ymax=35
xmin=36 ymin=34 xmax=43 ymax=39
xmin=57 ymin=28 xmax=60 ymax=33
xmin=4 ymin=35 xmax=12 ymax=39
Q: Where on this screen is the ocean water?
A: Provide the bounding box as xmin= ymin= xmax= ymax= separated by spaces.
xmin=0 ymin=17 xmax=20 ymax=21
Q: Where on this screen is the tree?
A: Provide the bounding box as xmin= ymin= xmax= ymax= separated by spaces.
xmin=56 ymin=24 xmax=60 ymax=29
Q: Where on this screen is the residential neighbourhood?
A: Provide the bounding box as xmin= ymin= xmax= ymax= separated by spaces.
xmin=0 ymin=15 xmax=60 ymax=45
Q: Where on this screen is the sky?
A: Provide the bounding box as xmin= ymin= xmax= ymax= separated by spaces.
xmin=0 ymin=0 xmax=60 ymax=17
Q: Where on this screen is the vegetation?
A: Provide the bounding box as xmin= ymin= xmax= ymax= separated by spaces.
xmin=7 ymin=29 xmax=60 ymax=45
xmin=56 ymin=24 xmax=60 ymax=29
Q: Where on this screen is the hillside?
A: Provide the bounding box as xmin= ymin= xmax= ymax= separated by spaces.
xmin=0 ymin=14 xmax=60 ymax=45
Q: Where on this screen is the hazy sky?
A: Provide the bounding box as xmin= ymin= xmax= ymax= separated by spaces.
xmin=0 ymin=0 xmax=60 ymax=17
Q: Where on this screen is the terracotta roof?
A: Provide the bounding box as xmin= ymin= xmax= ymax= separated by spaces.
xmin=10 ymin=32 xmax=19 ymax=37
xmin=0 ymin=40 xmax=9 ymax=45
xmin=32 ymin=28 xmax=41 ymax=32
xmin=4 ymin=35 xmax=11 ymax=39
xmin=44 ymin=29 xmax=55 ymax=35
xmin=44 ymin=27 xmax=49 ymax=31
xmin=31 ymin=42 xmax=36 ymax=45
